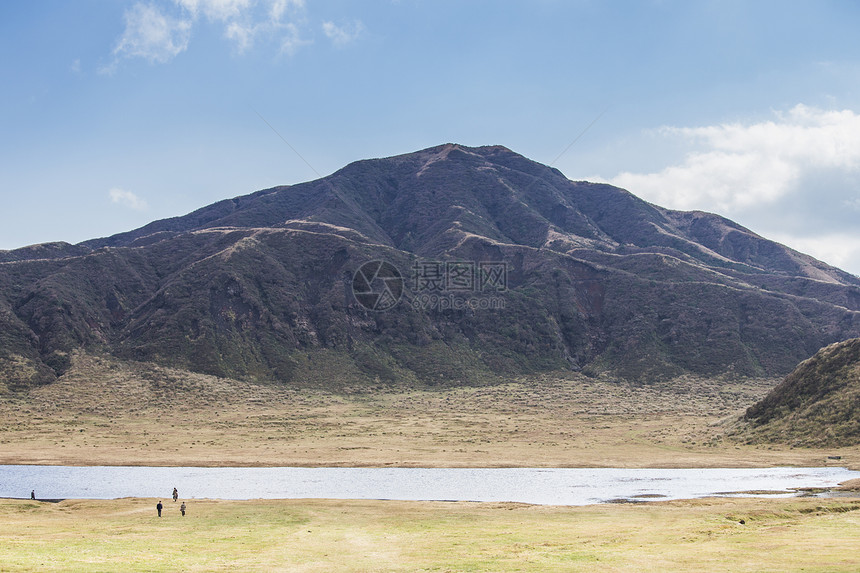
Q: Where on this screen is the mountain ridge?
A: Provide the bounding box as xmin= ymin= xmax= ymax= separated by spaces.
xmin=2 ymin=143 xmax=859 ymax=391
xmin=10 ymin=144 xmax=856 ymax=283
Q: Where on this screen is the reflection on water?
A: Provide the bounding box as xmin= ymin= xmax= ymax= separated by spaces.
xmin=1 ymin=466 xmax=857 ymax=506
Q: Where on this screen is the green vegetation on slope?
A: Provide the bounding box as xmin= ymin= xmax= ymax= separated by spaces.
xmin=742 ymin=337 xmax=860 ymax=446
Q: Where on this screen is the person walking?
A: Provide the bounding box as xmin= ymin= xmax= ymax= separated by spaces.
xmin=30 ymin=490 xmax=35 ymax=500
xmin=180 ymin=502 xmax=186 ymax=517
xmin=156 ymin=501 xmax=163 ymax=517
xmin=173 ymin=488 xmax=178 ymax=502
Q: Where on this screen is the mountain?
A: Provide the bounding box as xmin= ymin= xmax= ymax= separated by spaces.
xmin=742 ymin=337 xmax=860 ymax=446
xmin=2 ymin=143 xmax=860 ymax=391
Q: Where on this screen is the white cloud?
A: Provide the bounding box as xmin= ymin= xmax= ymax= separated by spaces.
xmin=322 ymin=20 xmax=364 ymax=47
xmin=224 ymin=20 xmax=257 ymax=52
xmin=112 ymin=3 xmax=192 ymax=64
xmin=107 ymin=0 xmax=310 ymax=66
xmin=175 ymin=0 xmax=253 ymax=21
xmin=607 ymin=105 xmax=860 ymax=213
xmin=222 ymin=1 xmax=309 ymax=55
xmin=279 ymin=22 xmax=311 ymax=56
xmin=846 ymin=197 xmax=860 ymax=212
xmin=596 ymin=104 xmax=860 ymax=276
xmin=179 ymin=0 xmax=307 ymax=53
xmin=769 ymin=232 xmax=860 ymax=278
xmin=270 ymin=0 xmax=304 ymax=21
xmin=109 ymin=188 xmax=149 ymax=211
xmin=175 ymin=0 xmax=304 ymax=22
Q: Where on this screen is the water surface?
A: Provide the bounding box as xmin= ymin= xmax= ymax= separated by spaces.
xmin=2 ymin=466 xmax=857 ymax=506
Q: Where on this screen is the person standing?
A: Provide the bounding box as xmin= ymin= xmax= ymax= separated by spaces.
xmin=180 ymin=502 xmax=186 ymax=517
xmin=173 ymin=488 xmax=178 ymax=502
xmin=30 ymin=490 xmax=35 ymax=500
xmin=156 ymin=501 xmax=163 ymax=517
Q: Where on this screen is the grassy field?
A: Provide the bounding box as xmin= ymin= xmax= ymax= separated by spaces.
xmin=2 ymin=354 xmax=860 ymax=571
xmin=1 ymin=496 xmax=859 ymax=572
xmin=1 ymin=353 xmax=857 ymax=469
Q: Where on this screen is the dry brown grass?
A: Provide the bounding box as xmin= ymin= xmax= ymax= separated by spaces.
xmin=1 ymin=353 xmax=857 ymax=469
xmin=3 ymin=353 xmax=860 ymax=571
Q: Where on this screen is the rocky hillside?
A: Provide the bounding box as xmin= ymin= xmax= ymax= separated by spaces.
xmin=2 ymin=144 xmax=860 ymax=390
xmin=742 ymin=338 xmax=860 ymax=446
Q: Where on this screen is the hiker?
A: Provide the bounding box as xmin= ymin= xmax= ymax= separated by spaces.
xmin=30 ymin=490 xmax=35 ymax=500
xmin=180 ymin=502 xmax=186 ymax=517
xmin=157 ymin=501 xmax=163 ymax=517
xmin=173 ymin=488 xmax=178 ymax=502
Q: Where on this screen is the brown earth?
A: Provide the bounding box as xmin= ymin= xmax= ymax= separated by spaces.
xmin=1 ymin=353 xmax=857 ymax=469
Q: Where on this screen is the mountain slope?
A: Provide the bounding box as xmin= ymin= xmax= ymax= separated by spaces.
xmin=2 ymin=144 xmax=860 ymax=390
xmin=742 ymin=337 xmax=860 ymax=446
xmin=73 ymin=144 xmax=858 ymax=284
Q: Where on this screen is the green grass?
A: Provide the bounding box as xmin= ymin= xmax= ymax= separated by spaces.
xmin=1 ymin=497 xmax=859 ymax=572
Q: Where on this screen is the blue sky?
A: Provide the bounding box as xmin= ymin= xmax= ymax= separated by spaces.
xmin=2 ymin=1 xmax=860 ymax=276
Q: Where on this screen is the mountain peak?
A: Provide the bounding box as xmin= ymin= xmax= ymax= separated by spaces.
xmin=1 ymin=144 xmax=859 ymax=390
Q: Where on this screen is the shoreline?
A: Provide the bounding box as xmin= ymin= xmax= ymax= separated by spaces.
xmin=1 ymin=460 xmax=858 ymax=470
xmin=1 ymin=450 xmax=857 ymax=471
xmin=3 ymin=489 xmax=859 ymax=504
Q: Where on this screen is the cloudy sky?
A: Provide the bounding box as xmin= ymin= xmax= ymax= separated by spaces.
xmin=2 ymin=1 xmax=860 ymax=276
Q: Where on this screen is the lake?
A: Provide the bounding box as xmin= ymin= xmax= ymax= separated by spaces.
xmin=2 ymin=466 xmax=858 ymax=506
